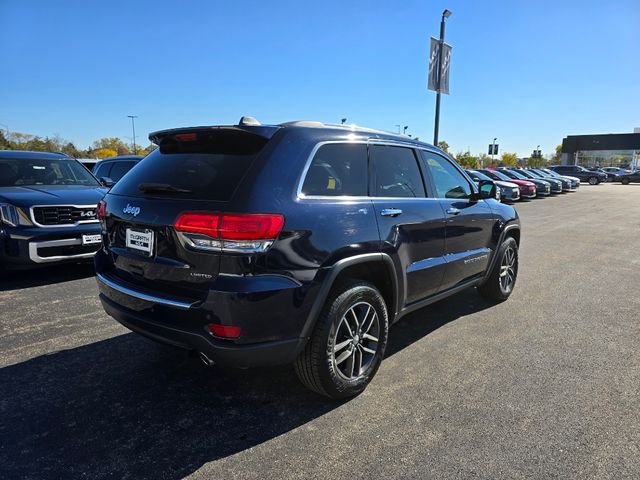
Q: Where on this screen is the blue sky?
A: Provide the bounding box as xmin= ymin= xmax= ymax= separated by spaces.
xmin=1 ymin=0 xmax=638 ymax=157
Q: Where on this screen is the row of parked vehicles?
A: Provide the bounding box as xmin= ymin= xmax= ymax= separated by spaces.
xmin=552 ymin=164 xmax=640 ymax=185
xmin=0 ymin=118 xmax=629 ymax=399
xmin=588 ymin=166 xmax=640 ymax=184
xmin=465 ymin=166 xmax=582 ymax=202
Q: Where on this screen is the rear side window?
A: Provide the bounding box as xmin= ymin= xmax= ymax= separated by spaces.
xmin=370 ymin=145 xmax=425 ymax=197
xmin=110 ymin=130 xmax=268 ymax=200
xmin=301 ymin=143 xmax=368 ymax=196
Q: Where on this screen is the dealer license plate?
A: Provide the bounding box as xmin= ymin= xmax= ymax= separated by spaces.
xmin=82 ymin=234 xmax=102 ymax=245
xmin=125 ymin=228 xmax=154 ymax=256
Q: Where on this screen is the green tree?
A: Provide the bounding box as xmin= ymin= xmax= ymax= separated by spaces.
xmin=91 ymin=137 xmax=130 ymax=156
xmin=60 ymin=142 xmax=81 ymax=158
xmin=94 ymin=148 xmax=118 ymax=159
xmin=454 ymin=150 xmax=479 ymax=168
xmin=0 ymin=130 xmax=10 ymax=149
xmin=500 ymin=152 xmax=519 ymax=167
xmin=548 ymin=144 xmax=562 ymax=165
xmin=527 ymin=156 xmax=546 ymax=167
xmin=437 ymin=141 xmax=450 ymax=154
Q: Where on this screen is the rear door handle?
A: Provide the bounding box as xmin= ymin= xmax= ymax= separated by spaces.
xmin=380 ymin=208 xmax=403 ymax=217
xmin=446 ymin=207 xmax=461 ymax=215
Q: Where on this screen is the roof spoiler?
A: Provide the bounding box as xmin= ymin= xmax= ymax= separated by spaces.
xmin=149 ymin=123 xmax=279 ymax=145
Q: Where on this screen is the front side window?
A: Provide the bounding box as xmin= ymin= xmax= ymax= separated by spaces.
xmin=370 ymin=145 xmax=425 ymax=198
xmin=420 ymin=151 xmax=472 ymax=199
xmin=301 ymin=143 xmax=368 ymax=196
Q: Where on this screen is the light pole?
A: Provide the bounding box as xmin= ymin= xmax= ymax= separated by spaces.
xmin=127 ymin=115 xmax=138 ymax=155
xmin=403 ymin=126 xmax=409 ymax=135
xmin=491 ymin=137 xmax=497 ymax=164
xmin=433 ymin=8 xmax=452 ymax=146
xmin=341 ymin=118 xmax=347 ymax=125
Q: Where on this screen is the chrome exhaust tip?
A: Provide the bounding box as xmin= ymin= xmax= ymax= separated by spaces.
xmin=198 ymin=351 xmax=215 ymax=367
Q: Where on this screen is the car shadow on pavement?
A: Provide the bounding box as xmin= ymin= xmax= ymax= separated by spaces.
xmin=0 ymin=289 xmax=492 ymax=479
xmin=0 ymin=263 xmax=95 ymax=291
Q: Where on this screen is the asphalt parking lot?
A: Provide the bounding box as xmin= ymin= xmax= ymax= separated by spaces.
xmin=1 ymin=184 xmax=639 ymax=480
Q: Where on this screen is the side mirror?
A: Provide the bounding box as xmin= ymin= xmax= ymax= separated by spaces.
xmin=477 ymin=180 xmax=499 ymax=200
xmin=99 ymin=177 xmax=115 ymax=188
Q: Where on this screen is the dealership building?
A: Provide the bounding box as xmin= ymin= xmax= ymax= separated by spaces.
xmin=561 ymin=129 xmax=640 ymax=168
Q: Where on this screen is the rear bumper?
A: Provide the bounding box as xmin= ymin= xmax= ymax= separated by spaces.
xmin=0 ymin=224 xmax=101 ymax=269
xmin=100 ymin=292 xmax=305 ymax=367
xmin=95 ymin=262 xmax=316 ymax=368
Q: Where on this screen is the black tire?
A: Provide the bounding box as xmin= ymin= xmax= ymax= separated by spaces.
xmin=588 ymin=176 xmax=598 ymax=185
xmin=621 ymin=177 xmax=630 ymax=185
xmin=294 ymin=280 xmax=389 ymax=399
xmin=478 ymin=236 xmax=519 ymax=302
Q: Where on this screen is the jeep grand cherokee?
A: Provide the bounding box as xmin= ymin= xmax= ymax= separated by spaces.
xmin=95 ymin=118 xmax=521 ymax=399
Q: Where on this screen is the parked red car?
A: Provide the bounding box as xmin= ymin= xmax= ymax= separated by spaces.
xmin=477 ymin=169 xmax=537 ymax=199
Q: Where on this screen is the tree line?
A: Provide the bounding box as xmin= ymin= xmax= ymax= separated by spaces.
xmin=0 ymin=130 xmax=156 ymax=159
xmin=438 ymin=141 xmax=562 ymax=169
xmin=0 ymin=128 xmax=564 ymax=167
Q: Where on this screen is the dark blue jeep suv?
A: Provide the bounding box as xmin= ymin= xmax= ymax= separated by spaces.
xmin=0 ymin=150 xmax=107 ymax=270
xmin=95 ymin=118 xmax=521 ymax=398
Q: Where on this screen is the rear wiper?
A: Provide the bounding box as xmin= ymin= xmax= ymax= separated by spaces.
xmin=138 ymin=183 xmax=192 ymax=194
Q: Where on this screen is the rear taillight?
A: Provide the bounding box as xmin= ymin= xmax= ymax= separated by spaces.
xmin=97 ymin=200 xmax=107 ymax=220
xmin=175 ymin=212 xmax=284 ymax=253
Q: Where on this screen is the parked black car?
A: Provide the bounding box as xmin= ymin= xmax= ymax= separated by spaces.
xmin=586 ymin=167 xmax=616 ymax=182
xmin=498 ymin=168 xmax=551 ymax=196
xmin=619 ymin=170 xmax=640 ymax=184
xmin=92 ymin=155 xmax=144 ymax=185
xmin=601 ymin=167 xmax=630 ymax=182
xmin=513 ymin=168 xmax=563 ymax=193
xmin=95 ymin=118 xmax=521 ymax=399
xmin=0 ymin=150 xmax=107 ymax=270
xmin=549 ymin=165 xmax=607 ymax=185
xmin=528 ymin=168 xmax=573 ymax=191
xmin=540 ymin=168 xmax=580 ymax=189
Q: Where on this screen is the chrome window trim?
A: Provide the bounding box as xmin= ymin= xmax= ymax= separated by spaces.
xmin=30 ymin=204 xmax=100 ymax=228
xmin=296 ymin=140 xmax=369 ymax=200
xmin=96 ymin=272 xmax=195 ymax=310
xmin=296 ymin=139 xmax=446 ymax=201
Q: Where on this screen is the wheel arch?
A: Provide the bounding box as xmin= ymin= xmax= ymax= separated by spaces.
xmin=299 ymin=253 xmax=399 ymax=342
xmin=481 ymin=222 xmax=520 ymax=285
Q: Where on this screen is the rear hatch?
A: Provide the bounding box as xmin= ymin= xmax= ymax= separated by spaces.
xmin=101 ymin=126 xmax=277 ymax=302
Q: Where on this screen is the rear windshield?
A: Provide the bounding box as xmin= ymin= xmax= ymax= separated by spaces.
xmin=109 ymin=129 xmax=268 ymax=200
xmin=0 ymin=157 xmax=99 ymax=187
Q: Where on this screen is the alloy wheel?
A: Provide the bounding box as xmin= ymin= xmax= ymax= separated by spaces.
xmin=499 ymin=246 xmax=517 ymax=293
xmin=332 ymin=301 xmax=380 ymax=381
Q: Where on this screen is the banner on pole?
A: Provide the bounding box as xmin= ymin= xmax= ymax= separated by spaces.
xmin=428 ymin=37 xmax=452 ymax=94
